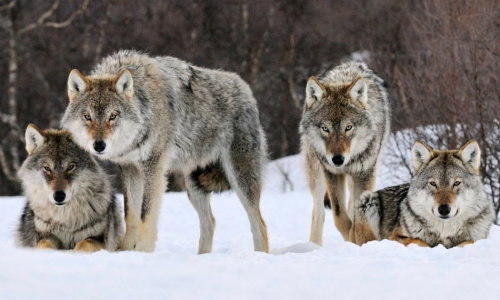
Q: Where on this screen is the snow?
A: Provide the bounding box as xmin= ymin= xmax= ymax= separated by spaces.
xmin=1 ymin=146 xmax=499 ymax=299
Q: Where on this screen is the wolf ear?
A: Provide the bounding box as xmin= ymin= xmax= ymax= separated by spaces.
xmin=67 ymin=69 xmax=89 ymax=102
xmin=113 ymin=69 xmax=134 ymax=100
xmin=412 ymin=140 xmax=434 ymax=173
xmin=305 ymin=76 xmax=326 ymax=109
xmin=25 ymin=124 xmax=45 ymax=155
xmin=347 ymin=76 xmax=368 ymax=106
xmin=458 ymin=140 xmax=481 ymax=173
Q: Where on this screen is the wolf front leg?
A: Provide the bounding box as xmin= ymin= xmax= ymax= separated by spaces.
xmin=120 ymin=164 xmax=144 ymax=251
xmin=306 ymin=154 xmax=327 ymax=246
xmin=348 ymin=170 xmax=378 ymax=245
xmin=136 ymin=154 xmax=167 ymax=252
xmin=390 ymin=227 xmax=430 ymax=247
xmin=323 ymin=170 xmax=352 ymax=241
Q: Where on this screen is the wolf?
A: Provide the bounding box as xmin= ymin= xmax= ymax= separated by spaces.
xmin=300 ymin=61 xmax=391 ymax=246
xmin=16 ymin=125 xmax=123 ymax=252
xmin=360 ymin=140 xmax=495 ymax=248
xmin=61 ymin=50 xmax=269 ymax=254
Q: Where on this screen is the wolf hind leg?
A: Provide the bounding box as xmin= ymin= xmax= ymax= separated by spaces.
xmin=223 ymin=153 xmax=269 ymax=253
xmin=306 ymin=155 xmax=327 ymax=246
xmin=324 ymin=171 xmax=352 ymax=241
xmin=185 ymin=174 xmax=216 ymax=254
xmin=120 ymin=164 xmax=144 ymax=251
xmin=358 ymin=190 xmax=381 ymax=240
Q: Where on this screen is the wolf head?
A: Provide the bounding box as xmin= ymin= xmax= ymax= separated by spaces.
xmin=18 ymin=125 xmax=100 ymax=207
xmin=300 ymin=75 xmax=375 ymax=168
xmin=61 ymin=69 xmax=143 ymax=159
xmin=409 ymin=140 xmax=485 ymax=221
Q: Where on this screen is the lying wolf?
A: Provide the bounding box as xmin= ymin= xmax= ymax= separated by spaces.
xmin=17 ymin=125 xmax=123 ymax=251
xmin=360 ymin=140 xmax=495 ymax=248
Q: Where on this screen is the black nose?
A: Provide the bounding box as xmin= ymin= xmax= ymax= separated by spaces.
xmin=93 ymin=141 xmax=106 ymax=153
xmin=332 ymin=155 xmax=345 ymax=166
xmin=53 ymin=191 xmax=66 ymax=203
xmin=438 ymin=204 xmax=451 ymax=216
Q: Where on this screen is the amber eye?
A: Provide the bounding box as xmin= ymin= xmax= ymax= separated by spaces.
xmin=43 ymin=166 xmax=51 ymax=172
xmin=453 ymin=181 xmax=461 ymax=187
xmin=346 ymin=125 xmax=353 ymax=131
xmin=84 ymin=114 xmax=92 ymax=121
xmin=321 ymin=126 xmax=329 ymax=133
xmin=109 ymin=113 xmax=118 ymax=121
xmin=67 ymin=164 xmax=76 ymax=172
xmin=429 ymin=181 xmax=437 ymax=187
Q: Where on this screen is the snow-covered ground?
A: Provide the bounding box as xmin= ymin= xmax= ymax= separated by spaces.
xmin=1 ymin=151 xmax=499 ymax=299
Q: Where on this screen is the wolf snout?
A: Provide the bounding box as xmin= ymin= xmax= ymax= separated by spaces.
xmin=53 ymin=191 xmax=66 ymax=205
xmin=438 ymin=204 xmax=451 ymax=218
xmin=93 ymin=141 xmax=106 ymax=153
xmin=332 ymin=155 xmax=345 ymax=166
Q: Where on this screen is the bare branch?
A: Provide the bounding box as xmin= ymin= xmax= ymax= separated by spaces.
xmin=0 ymin=146 xmax=20 ymax=183
xmin=0 ymin=0 xmax=16 ymax=12
xmin=276 ymin=162 xmax=294 ymax=193
xmin=17 ymin=0 xmax=89 ymax=35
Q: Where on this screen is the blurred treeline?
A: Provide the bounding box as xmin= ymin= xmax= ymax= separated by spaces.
xmin=1 ymin=0 xmax=499 ymax=216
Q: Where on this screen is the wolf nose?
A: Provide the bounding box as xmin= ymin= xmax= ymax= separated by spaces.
xmin=438 ymin=204 xmax=451 ymax=216
xmin=332 ymin=155 xmax=345 ymax=166
xmin=93 ymin=141 xmax=106 ymax=153
xmin=53 ymin=191 xmax=66 ymax=203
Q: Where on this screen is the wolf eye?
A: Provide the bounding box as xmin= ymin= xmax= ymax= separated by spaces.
xmin=453 ymin=181 xmax=461 ymax=187
xmin=109 ymin=113 xmax=118 ymax=121
xmin=84 ymin=114 xmax=92 ymax=121
xmin=429 ymin=181 xmax=437 ymax=187
xmin=346 ymin=125 xmax=353 ymax=131
xmin=67 ymin=164 xmax=76 ymax=171
xmin=43 ymin=166 xmax=51 ymax=172
xmin=321 ymin=126 xmax=329 ymax=133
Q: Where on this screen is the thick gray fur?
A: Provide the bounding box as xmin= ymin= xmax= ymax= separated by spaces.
xmin=17 ymin=129 xmax=123 ymax=251
xmin=62 ymin=50 xmax=269 ymax=253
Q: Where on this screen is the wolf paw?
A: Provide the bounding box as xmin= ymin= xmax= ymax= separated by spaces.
xmin=74 ymin=239 xmax=104 ymax=253
xmin=121 ymin=235 xmax=138 ymax=251
xmin=358 ymin=191 xmax=379 ymax=214
xmin=36 ymin=239 xmax=57 ymax=250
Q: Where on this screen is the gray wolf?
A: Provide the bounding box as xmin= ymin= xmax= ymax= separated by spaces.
xmin=62 ymin=50 xmax=269 ymax=253
xmin=16 ymin=125 xmax=123 ymax=252
xmin=300 ymin=61 xmax=391 ymax=246
xmin=360 ymin=140 xmax=495 ymax=248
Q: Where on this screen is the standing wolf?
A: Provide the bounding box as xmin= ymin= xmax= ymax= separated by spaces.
xmin=300 ymin=61 xmax=391 ymax=246
xmin=360 ymin=140 xmax=495 ymax=248
xmin=62 ymin=50 xmax=269 ymax=253
xmin=17 ymin=125 xmax=123 ymax=251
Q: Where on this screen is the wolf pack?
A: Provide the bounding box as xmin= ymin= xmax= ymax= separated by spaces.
xmin=15 ymin=50 xmax=495 ymax=253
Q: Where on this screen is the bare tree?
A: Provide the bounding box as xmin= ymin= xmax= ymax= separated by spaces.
xmin=0 ymin=0 xmax=89 ymax=188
